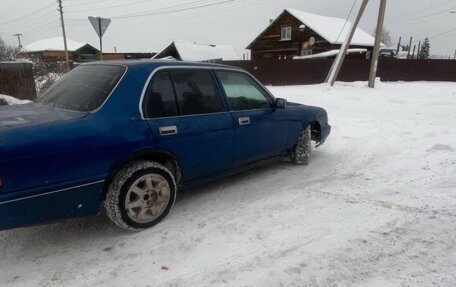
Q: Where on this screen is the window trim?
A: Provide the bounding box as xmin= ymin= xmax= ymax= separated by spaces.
xmin=139 ymin=66 xmax=276 ymax=120
xmin=281 ymin=26 xmax=292 ymax=41
xmin=142 ymin=71 xmax=180 ymax=119
xmin=39 ymin=63 xmax=128 ymax=114
xmin=142 ymin=68 xmax=226 ymax=119
xmin=214 ymin=70 xmax=275 ymax=112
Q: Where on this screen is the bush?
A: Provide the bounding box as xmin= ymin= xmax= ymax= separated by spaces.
xmin=33 ymin=62 xmax=64 ymax=96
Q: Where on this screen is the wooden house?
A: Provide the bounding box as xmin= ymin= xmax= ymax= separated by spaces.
xmin=247 ymin=9 xmax=376 ymax=60
xmin=21 ymin=37 xmax=99 ymax=63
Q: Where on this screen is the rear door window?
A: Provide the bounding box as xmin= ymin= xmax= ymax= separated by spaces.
xmin=143 ymin=72 xmax=179 ymax=118
xmin=170 ymin=70 xmax=224 ymax=115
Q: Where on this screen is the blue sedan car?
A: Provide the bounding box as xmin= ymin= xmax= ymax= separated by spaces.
xmin=0 ymin=61 xmax=330 ymax=231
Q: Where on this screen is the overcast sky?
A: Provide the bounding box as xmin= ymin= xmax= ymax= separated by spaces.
xmin=1 ymin=0 xmax=455 ymax=57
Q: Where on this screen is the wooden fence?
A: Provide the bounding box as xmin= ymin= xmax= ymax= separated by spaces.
xmin=0 ymin=62 xmax=36 ymax=101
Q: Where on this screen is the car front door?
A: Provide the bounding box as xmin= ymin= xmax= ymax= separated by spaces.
xmin=215 ymin=70 xmax=289 ymax=166
xmin=142 ymin=68 xmax=235 ymax=181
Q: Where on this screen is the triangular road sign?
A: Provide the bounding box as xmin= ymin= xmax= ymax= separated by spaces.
xmin=88 ymin=16 xmax=111 ymax=38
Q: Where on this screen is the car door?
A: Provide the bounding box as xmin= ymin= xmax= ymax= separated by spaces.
xmin=215 ymin=70 xmax=289 ymax=165
xmin=142 ymin=69 xmax=235 ymax=181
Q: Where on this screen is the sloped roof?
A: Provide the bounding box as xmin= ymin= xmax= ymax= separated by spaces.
xmin=23 ymin=37 xmax=94 ymax=52
xmin=248 ymin=9 xmax=376 ymax=49
xmin=154 ymin=41 xmax=240 ymax=61
xmin=286 ymin=8 xmax=375 ymax=46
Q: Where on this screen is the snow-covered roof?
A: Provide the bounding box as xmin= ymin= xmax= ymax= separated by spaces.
xmin=23 ymin=37 xmax=91 ymax=52
xmin=154 ymin=41 xmax=240 ymax=61
xmin=293 ymin=48 xmax=367 ymax=60
xmin=285 ymin=8 xmax=376 ymax=47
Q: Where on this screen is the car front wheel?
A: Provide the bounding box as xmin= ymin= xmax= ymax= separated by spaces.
xmin=292 ymin=125 xmax=311 ymax=165
xmin=105 ymin=161 xmax=176 ymax=231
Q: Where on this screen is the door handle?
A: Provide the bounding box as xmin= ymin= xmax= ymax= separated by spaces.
xmin=159 ymin=126 xmax=178 ymax=136
xmin=238 ymin=117 xmax=250 ymax=125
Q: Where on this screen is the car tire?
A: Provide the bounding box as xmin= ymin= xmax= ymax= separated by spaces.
xmin=292 ymin=125 xmax=311 ymax=165
xmin=105 ymin=161 xmax=176 ymax=231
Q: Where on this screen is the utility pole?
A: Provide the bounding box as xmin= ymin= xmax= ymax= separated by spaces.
xmin=57 ymin=0 xmax=70 ymax=72
xmin=407 ymin=36 xmax=413 ymax=59
xmin=396 ymin=36 xmax=401 ymax=54
xmin=326 ymin=0 xmax=370 ymax=86
xmin=368 ymin=0 xmax=387 ymax=88
xmin=13 ymin=33 xmax=22 ymax=49
xmin=417 ymin=42 xmax=421 ymax=59
xmin=98 ymin=18 xmax=103 ymax=60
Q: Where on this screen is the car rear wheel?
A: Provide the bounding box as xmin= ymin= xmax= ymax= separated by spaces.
xmin=105 ymin=161 xmax=176 ymax=231
xmin=292 ymin=125 xmax=311 ymax=165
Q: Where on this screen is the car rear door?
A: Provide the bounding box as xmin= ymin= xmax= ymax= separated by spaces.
xmin=215 ymin=70 xmax=289 ymax=165
xmin=142 ymin=68 xmax=235 ymax=181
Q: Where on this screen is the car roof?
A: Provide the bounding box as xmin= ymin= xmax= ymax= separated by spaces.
xmin=82 ymin=60 xmax=242 ymax=70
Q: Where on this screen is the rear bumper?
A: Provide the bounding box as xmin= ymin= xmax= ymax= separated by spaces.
xmin=317 ymin=124 xmax=331 ymax=146
xmin=0 ymin=181 xmax=103 ymax=231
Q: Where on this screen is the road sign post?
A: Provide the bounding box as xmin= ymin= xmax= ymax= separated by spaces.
xmin=88 ymin=16 xmax=111 ymax=61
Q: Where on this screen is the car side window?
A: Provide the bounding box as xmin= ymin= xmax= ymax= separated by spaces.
xmin=216 ymin=71 xmax=272 ymax=111
xmin=144 ymin=72 xmax=179 ymax=118
xmin=170 ymin=70 xmax=224 ymax=116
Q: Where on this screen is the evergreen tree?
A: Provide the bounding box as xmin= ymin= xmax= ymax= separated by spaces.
xmin=418 ymin=38 xmax=430 ymax=59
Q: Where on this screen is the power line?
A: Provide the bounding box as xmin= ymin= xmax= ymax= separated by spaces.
xmin=65 ymin=0 xmax=111 ymax=8
xmin=21 ymin=20 xmax=60 ymax=35
xmin=110 ymin=0 xmax=236 ymax=19
xmin=336 ymin=0 xmax=357 ymax=43
xmin=119 ymin=0 xmax=274 ymax=25
xmin=386 ymin=0 xmax=454 ymax=20
xmin=0 ymin=3 xmax=54 ymax=26
xmin=65 ymin=0 xmax=270 ymax=26
xmin=6 ymin=11 xmax=57 ymax=32
xmin=389 ymin=6 xmax=456 ymax=24
xmin=66 ymin=0 xmax=212 ymax=13
xmin=64 ymin=0 xmax=239 ymax=21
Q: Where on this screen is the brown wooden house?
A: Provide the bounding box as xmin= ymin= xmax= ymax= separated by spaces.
xmin=21 ymin=37 xmax=99 ymax=63
xmin=247 ymin=9 xmax=376 ymax=60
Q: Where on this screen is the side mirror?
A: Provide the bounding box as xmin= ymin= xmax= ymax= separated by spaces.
xmin=274 ymin=98 xmax=287 ymax=109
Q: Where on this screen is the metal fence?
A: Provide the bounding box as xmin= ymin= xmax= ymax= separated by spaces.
xmin=222 ymin=58 xmax=456 ymax=86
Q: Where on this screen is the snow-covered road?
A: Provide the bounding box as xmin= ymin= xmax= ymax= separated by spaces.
xmin=1 ymin=81 xmax=456 ymax=287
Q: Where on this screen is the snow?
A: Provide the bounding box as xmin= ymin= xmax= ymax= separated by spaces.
xmin=1 ymin=81 xmax=456 ymax=286
xmin=293 ymin=48 xmax=367 ymax=60
xmin=23 ymin=37 xmax=89 ymax=52
xmin=154 ymin=41 xmax=241 ymax=61
xmin=0 ymin=94 xmax=31 ymax=105
xmin=286 ymin=8 xmax=377 ymax=47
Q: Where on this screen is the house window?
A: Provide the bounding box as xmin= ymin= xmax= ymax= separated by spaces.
xmin=301 ymin=49 xmax=312 ymax=56
xmin=281 ymin=27 xmax=292 ymax=41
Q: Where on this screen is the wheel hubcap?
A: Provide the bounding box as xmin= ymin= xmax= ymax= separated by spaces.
xmin=125 ymin=174 xmax=171 ymax=223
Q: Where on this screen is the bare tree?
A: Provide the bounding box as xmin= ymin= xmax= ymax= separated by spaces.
xmin=0 ymin=37 xmax=20 ymax=61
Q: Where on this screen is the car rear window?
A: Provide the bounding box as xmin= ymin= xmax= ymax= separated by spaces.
xmin=38 ymin=65 xmax=125 ymax=112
